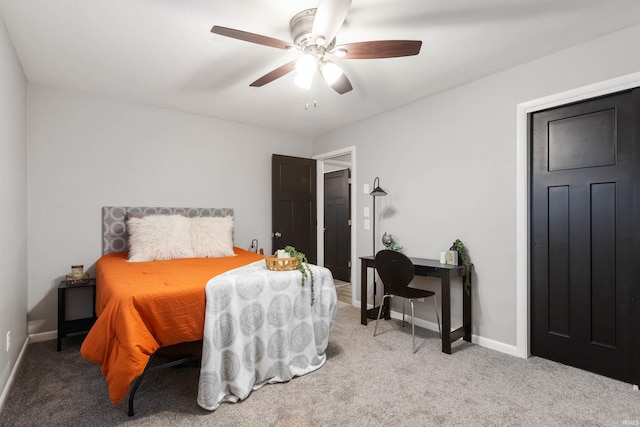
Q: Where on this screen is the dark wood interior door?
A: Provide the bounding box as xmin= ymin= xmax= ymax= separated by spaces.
xmin=324 ymin=169 xmax=351 ymax=282
xmin=272 ymin=154 xmax=317 ymax=263
xmin=530 ymin=89 xmax=639 ymax=384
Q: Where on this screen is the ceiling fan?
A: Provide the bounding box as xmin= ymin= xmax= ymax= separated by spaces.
xmin=211 ymin=0 xmax=422 ymax=95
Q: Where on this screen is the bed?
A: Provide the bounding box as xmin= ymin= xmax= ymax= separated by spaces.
xmin=80 ymin=206 xmax=338 ymax=414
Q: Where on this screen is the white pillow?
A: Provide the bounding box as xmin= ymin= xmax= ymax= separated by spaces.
xmin=127 ymin=214 xmax=195 ymax=262
xmin=190 ymin=216 xmax=235 ymax=258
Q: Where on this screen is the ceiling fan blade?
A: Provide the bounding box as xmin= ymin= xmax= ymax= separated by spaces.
xmin=312 ymin=0 xmax=352 ymax=46
xmin=328 ymin=72 xmax=353 ymax=95
xmin=211 ymin=26 xmax=295 ymax=50
xmin=250 ymin=61 xmax=296 ymax=87
xmin=337 ymin=40 xmax=422 ymax=59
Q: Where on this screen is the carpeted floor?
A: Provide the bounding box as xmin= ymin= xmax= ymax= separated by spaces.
xmin=1 ymin=304 xmax=639 ymax=426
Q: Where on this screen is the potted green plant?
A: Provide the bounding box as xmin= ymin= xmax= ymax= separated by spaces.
xmin=450 ymin=239 xmax=472 ymax=295
xmin=284 ymin=245 xmax=315 ymax=305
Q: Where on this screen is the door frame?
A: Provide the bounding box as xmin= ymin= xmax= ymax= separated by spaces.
xmin=314 ymin=146 xmax=357 ymax=306
xmin=515 ymin=71 xmax=640 ymax=359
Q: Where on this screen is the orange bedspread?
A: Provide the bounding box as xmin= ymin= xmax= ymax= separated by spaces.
xmin=80 ymin=248 xmax=264 ymax=405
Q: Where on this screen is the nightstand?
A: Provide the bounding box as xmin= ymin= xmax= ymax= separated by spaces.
xmin=57 ymin=278 xmax=97 ymax=351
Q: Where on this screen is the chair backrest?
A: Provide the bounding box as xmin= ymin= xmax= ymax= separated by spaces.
xmin=375 ymin=250 xmax=415 ymax=294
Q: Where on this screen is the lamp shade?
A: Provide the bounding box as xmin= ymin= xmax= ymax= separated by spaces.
xmin=370 ymin=177 xmax=387 ymax=196
xmin=320 ymin=61 xmax=343 ymax=85
xmin=294 ymin=54 xmax=317 ymax=89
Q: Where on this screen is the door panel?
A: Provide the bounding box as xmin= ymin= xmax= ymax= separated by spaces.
xmin=547 ymin=185 xmax=570 ymax=337
xmin=324 ymin=169 xmax=351 ymax=282
xmin=548 ymin=109 xmax=616 ymax=171
xmin=530 ymin=89 xmax=638 ymax=383
xmin=272 ymin=154 xmax=317 ymax=263
xmin=591 ymin=182 xmax=617 ymax=347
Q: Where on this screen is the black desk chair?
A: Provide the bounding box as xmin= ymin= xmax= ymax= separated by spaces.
xmin=373 ymin=250 xmax=441 ymax=353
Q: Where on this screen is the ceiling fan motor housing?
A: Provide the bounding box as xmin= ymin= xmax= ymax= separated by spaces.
xmin=290 ymin=8 xmax=335 ymax=52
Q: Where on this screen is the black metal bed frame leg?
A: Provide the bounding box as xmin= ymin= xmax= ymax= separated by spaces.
xmin=128 ymin=353 xmax=156 ymax=417
xmin=127 ymin=352 xmax=202 ymax=417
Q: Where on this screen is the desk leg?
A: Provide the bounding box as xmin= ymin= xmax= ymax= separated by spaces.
xmin=361 ymin=260 xmax=368 ymax=325
xmin=463 ymin=275 xmax=472 ymax=343
xmin=441 ymin=275 xmax=452 ymax=354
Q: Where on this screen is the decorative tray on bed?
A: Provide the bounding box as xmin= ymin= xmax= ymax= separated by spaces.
xmin=265 ymin=255 xmax=299 ymax=271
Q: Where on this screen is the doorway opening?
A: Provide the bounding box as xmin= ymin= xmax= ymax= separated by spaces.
xmin=314 ymin=146 xmax=356 ymax=307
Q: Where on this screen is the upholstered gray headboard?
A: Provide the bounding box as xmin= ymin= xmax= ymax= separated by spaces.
xmin=102 ymin=206 xmax=234 ymax=255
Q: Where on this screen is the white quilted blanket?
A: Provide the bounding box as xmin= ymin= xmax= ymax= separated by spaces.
xmin=197 ymin=260 xmax=338 ymax=410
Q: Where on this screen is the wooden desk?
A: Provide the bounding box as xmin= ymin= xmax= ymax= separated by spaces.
xmin=360 ymin=256 xmax=471 ymax=354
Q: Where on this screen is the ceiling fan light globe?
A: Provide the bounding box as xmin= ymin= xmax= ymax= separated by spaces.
xmin=294 ymin=54 xmax=317 ymax=89
xmin=321 ymin=61 xmax=343 ymax=85
xmin=294 ymin=71 xmax=314 ymax=89
xmin=295 ymin=54 xmax=317 ymax=73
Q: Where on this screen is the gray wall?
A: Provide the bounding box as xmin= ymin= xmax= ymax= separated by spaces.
xmin=26 ymin=83 xmax=313 ymax=334
xmin=0 ymin=16 xmax=27 ymax=407
xmin=313 ymin=23 xmax=640 ymax=352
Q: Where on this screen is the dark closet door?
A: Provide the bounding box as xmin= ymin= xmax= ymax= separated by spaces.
xmin=530 ymin=89 xmax=639 ymax=383
xmin=324 ymin=169 xmax=351 ymax=282
xmin=272 ymin=154 xmax=317 ymax=263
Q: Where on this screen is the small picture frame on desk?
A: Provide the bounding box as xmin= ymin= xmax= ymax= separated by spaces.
xmin=446 ymin=250 xmax=458 ymax=265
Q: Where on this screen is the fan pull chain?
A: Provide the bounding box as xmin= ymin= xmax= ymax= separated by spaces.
xmin=304 ymin=80 xmax=318 ymax=110
xmin=305 ymin=99 xmax=318 ymax=110
xmin=304 ymin=95 xmax=317 ymax=110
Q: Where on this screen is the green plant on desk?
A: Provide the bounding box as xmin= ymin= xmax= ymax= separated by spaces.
xmin=450 ymin=239 xmax=472 ymax=295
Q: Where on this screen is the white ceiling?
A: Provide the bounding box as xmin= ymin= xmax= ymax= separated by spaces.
xmin=1 ymin=0 xmax=639 ymax=137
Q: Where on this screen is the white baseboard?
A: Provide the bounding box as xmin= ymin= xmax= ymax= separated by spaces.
xmin=29 ymin=330 xmax=57 ymax=343
xmin=472 ymin=333 xmax=519 ymax=357
xmin=0 ymin=336 xmax=29 ymax=414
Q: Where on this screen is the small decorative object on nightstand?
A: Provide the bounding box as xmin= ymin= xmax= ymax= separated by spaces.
xmin=66 ymin=264 xmax=89 ymax=285
xmin=57 ymin=277 xmax=97 ymax=351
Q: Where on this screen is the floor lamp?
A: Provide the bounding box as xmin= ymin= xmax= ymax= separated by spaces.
xmin=370 ymin=177 xmax=387 ymax=317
